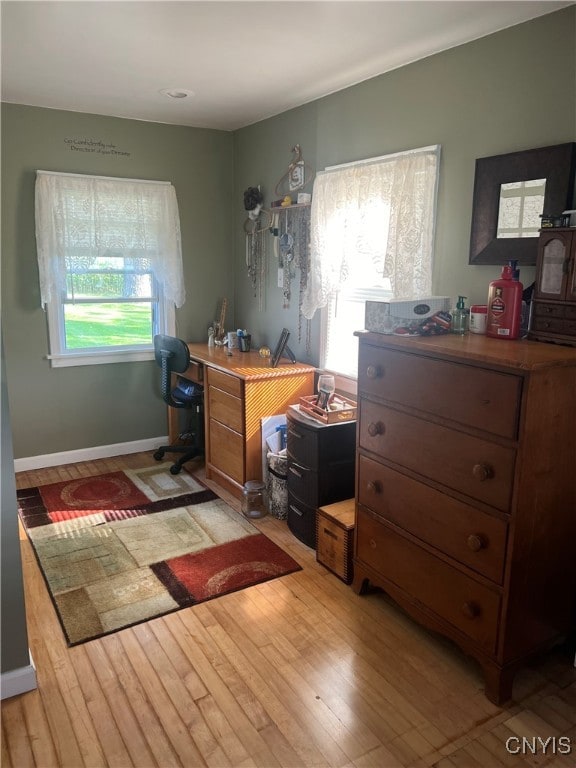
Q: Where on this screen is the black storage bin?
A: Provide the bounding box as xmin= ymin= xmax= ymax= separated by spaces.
xmin=286 ymin=406 xmax=356 ymax=548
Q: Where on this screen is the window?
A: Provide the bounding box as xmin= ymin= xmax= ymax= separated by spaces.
xmin=302 ymin=146 xmax=440 ymax=377
xmin=35 ymin=171 xmax=184 ymax=367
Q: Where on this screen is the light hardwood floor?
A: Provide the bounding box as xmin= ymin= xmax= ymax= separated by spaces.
xmin=2 ymin=452 xmax=575 ymax=768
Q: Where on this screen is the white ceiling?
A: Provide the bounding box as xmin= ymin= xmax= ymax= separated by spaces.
xmin=1 ymin=1 xmax=572 ymax=131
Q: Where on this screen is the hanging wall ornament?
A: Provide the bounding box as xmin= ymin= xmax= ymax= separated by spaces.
xmin=274 ymin=144 xmax=314 ymax=198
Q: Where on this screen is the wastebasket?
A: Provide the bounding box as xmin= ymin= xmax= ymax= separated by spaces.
xmin=266 ymin=451 xmax=288 ymax=520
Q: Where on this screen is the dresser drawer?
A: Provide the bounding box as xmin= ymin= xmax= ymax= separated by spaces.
xmin=358 ymin=455 xmax=507 ymax=583
xmin=358 ymin=345 xmax=521 ymax=439
xmin=359 ymin=400 xmax=516 ymax=512
xmin=532 ymin=303 xmax=565 ymax=320
xmin=208 ymin=368 xmax=242 ymax=398
xmin=531 ymin=316 xmax=567 ymax=334
xmin=355 ymin=508 xmax=500 ymax=652
xmin=208 ymin=419 xmax=244 ymax=484
xmin=209 ymin=386 xmax=243 ymax=433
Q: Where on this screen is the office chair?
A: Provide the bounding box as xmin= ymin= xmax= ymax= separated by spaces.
xmin=152 ymin=334 xmax=204 ymax=475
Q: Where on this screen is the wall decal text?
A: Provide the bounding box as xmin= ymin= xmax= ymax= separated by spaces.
xmin=64 ymin=138 xmax=131 ymax=157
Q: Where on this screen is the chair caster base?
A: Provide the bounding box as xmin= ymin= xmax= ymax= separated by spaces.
xmin=170 ymin=464 xmax=182 ymax=475
xmin=153 ymin=450 xmax=165 ymax=461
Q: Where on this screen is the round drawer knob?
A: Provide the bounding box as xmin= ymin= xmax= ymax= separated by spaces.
xmin=461 ymin=601 xmax=480 ymax=620
xmin=366 ymin=365 xmax=382 ymax=380
xmin=367 ymin=480 xmax=381 ymax=494
xmin=369 ymin=539 xmax=377 ymax=549
xmin=467 ymin=534 xmax=486 ymax=552
xmin=472 ymin=463 xmax=493 ymax=482
xmin=367 ymin=421 xmax=384 ymax=437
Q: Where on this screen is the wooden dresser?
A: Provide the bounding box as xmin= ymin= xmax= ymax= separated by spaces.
xmin=353 ymin=331 xmax=576 ymax=704
xmin=180 ymin=345 xmax=314 ymax=499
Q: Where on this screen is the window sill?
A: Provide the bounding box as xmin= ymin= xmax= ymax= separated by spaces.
xmin=47 ymin=349 xmax=154 ymax=368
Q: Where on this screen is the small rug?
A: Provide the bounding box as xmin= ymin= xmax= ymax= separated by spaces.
xmin=17 ymin=464 xmax=301 ymax=646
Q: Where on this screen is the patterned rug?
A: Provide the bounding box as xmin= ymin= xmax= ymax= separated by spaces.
xmin=17 ymin=464 xmax=301 ymax=646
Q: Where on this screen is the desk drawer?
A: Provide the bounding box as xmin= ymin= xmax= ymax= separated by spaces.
xmin=209 ymin=387 xmax=243 ymax=434
xmin=185 ymin=360 xmax=204 ymax=384
xmin=359 ymin=400 xmax=515 ymax=512
xmin=358 ymin=345 xmax=521 ymax=439
xmin=358 ymin=455 xmax=507 ymax=583
xmin=208 ymin=419 xmax=244 ymax=484
xmin=356 ymin=507 xmax=500 ymax=652
xmin=208 ymin=368 xmax=242 ymax=398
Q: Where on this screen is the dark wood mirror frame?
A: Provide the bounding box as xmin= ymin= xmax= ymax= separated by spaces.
xmin=469 ymin=142 xmax=576 ymax=266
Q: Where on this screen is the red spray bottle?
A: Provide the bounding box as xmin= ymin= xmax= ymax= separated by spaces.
xmin=486 ymin=264 xmax=523 ymax=340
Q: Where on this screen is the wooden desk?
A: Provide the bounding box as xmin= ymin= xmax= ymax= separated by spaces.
xmin=171 ymin=344 xmax=315 ymax=499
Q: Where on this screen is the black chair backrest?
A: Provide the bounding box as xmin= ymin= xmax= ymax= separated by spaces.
xmin=153 ymin=335 xmax=191 ymax=407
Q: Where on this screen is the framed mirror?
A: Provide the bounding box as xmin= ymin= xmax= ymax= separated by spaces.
xmin=469 ymin=142 xmax=576 ymax=265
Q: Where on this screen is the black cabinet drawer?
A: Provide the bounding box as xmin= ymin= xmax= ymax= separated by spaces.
xmin=287 ymin=495 xmax=317 ymax=548
xmin=288 ymin=459 xmax=355 ymax=508
xmin=287 ymin=411 xmax=356 ymax=469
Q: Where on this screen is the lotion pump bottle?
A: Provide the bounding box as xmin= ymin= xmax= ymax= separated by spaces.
xmin=451 ymin=296 xmax=468 ymax=334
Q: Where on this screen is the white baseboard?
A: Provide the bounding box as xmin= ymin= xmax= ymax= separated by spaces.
xmin=13 ymin=436 xmax=168 ymax=473
xmin=1 ymin=653 xmax=37 ymax=700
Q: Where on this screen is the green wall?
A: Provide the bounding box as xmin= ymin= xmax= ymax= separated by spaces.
xmin=1 ymin=105 xmax=234 ymax=459
xmin=2 ymin=7 xmax=575 ymax=461
xmin=233 ymin=7 xmax=576 ymax=363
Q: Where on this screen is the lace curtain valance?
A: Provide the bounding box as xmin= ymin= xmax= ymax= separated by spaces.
xmin=301 ymin=147 xmax=440 ymax=320
xmin=35 ymin=171 xmax=185 ymax=308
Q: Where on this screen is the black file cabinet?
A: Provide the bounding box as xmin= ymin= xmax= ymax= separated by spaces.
xmin=286 ymin=406 xmax=356 ymax=548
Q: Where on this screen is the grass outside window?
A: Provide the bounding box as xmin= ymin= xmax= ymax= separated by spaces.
xmin=64 ymin=303 xmax=154 ymax=349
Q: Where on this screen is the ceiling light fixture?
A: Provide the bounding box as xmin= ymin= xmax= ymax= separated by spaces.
xmin=160 ymin=88 xmax=194 ymax=99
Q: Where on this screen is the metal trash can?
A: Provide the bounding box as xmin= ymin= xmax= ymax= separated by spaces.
xmin=266 ymin=451 xmax=288 ymax=520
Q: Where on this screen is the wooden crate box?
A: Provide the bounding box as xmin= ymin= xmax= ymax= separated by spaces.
xmin=316 ymin=499 xmax=355 ymax=583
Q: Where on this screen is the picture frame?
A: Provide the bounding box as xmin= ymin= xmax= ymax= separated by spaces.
xmin=468 ymin=142 xmax=576 ymax=266
xmin=270 ymin=328 xmax=290 ymax=368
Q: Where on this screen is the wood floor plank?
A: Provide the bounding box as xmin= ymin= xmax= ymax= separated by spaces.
xmin=20 ymin=689 xmax=60 ymax=768
xmin=83 ymin=641 xmax=156 ymax=768
xmin=117 ymin=628 xmax=206 ymax=766
xmin=2 ymin=698 xmax=35 ymax=768
xmin=100 ymin=632 xmax=182 ymax=767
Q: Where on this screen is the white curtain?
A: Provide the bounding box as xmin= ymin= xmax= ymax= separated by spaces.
xmin=35 ymin=172 xmax=185 ymax=308
xmin=301 ymin=147 xmax=439 ymax=320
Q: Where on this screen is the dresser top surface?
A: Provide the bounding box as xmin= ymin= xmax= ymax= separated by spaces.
xmin=356 ymin=331 xmax=576 ymax=371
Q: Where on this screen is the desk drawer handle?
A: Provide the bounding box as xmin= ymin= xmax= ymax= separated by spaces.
xmin=366 ymin=365 xmax=382 ymax=380
xmin=369 ymin=538 xmax=377 ymax=549
xmin=367 ymin=480 xmax=381 ymax=494
xmin=472 ymin=463 xmax=493 ymax=482
xmin=461 ymin=601 xmax=481 ymax=620
xmin=288 ymin=428 xmax=304 ymax=440
xmin=367 ymin=421 xmax=385 ymax=438
xmin=467 ymin=534 xmax=486 ymax=552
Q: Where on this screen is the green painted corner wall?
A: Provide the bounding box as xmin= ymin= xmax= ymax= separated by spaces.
xmin=1 ymin=105 xmax=234 ymax=458
xmin=233 ymin=7 xmax=576 ymax=364
xmin=1 ymin=7 xmax=575 ymax=461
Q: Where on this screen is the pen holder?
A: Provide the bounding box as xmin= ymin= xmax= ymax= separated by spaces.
xmin=239 ymin=334 xmax=251 ymax=352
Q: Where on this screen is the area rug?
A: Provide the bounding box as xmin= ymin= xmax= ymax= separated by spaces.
xmin=17 ymin=464 xmax=301 ymax=646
